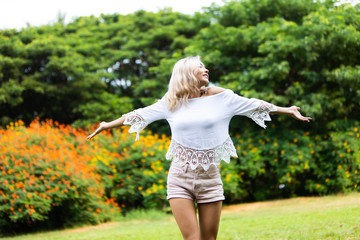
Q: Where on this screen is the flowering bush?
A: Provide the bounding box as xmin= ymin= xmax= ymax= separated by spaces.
xmin=89 ymin=129 xmax=171 ymax=212
xmin=0 ymin=119 xmax=119 ymax=234
xmin=0 ymin=118 xmax=172 ymax=235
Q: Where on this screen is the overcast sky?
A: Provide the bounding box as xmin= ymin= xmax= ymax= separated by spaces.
xmin=0 ymin=0 xmax=225 ymax=30
xmin=1 ymin=0 xmax=357 ymax=30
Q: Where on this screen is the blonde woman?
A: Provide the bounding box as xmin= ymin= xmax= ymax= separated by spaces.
xmin=87 ymin=56 xmax=311 ymax=240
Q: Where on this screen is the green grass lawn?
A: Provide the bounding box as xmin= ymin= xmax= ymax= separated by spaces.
xmin=2 ymin=193 xmax=360 ymax=240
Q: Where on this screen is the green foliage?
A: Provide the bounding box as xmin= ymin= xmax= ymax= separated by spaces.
xmin=0 ymin=9 xmax=201 ymax=127
xmin=207 ymin=0 xmax=328 ymax=27
xmin=1 ymin=0 xmax=358 ymax=133
xmin=221 ymin=119 xmax=360 ymax=202
xmin=72 ymin=92 xmax=133 ymax=128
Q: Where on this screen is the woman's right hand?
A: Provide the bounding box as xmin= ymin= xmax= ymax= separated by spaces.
xmin=87 ymin=121 xmax=108 ymax=140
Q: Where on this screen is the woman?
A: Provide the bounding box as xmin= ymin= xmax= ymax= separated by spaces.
xmin=87 ymin=56 xmax=311 ymax=240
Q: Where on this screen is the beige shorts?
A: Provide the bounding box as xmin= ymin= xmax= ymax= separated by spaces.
xmin=167 ymin=162 xmax=225 ymax=204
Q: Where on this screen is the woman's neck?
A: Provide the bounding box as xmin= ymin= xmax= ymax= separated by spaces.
xmin=190 ymin=87 xmax=207 ymax=99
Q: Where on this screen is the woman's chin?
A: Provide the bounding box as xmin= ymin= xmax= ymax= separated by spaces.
xmin=200 ymin=79 xmax=209 ymax=86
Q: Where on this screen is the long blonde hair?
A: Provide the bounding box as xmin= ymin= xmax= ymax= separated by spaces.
xmin=164 ymin=56 xmax=205 ymax=111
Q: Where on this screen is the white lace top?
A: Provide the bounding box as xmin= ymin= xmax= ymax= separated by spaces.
xmin=123 ymin=89 xmax=277 ymax=171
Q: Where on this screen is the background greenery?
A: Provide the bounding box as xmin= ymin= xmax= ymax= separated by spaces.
xmin=0 ymin=0 xmax=359 ymax=235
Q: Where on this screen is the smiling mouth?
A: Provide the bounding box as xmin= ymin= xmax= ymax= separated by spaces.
xmin=203 ymin=74 xmax=209 ymax=79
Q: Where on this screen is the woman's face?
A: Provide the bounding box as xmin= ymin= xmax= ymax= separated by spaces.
xmin=196 ymin=62 xmax=209 ymax=87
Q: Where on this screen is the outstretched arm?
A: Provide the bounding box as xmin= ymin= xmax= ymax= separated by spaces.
xmin=271 ymin=105 xmax=312 ymax=122
xmin=87 ymin=98 xmax=167 ymax=141
xmin=87 ymin=116 xmax=125 ymax=140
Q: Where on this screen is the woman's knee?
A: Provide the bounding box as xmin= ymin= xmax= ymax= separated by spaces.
xmin=183 ymin=232 xmax=200 ymax=240
xmin=200 ymin=231 xmax=217 ymax=240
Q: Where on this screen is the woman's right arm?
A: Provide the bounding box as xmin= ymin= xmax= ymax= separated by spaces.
xmin=87 ymin=97 xmax=168 ymax=141
xmin=87 ymin=116 xmax=125 ymax=140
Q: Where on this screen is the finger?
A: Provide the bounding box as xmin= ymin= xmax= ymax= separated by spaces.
xmin=87 ymin=132 xmax=96 ymax=140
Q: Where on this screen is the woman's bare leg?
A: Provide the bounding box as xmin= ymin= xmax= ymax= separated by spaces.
xmin=198 ymin=201 xmax=222 ymax=240
xmin=169 ymin=198 xmax=200 ymax=240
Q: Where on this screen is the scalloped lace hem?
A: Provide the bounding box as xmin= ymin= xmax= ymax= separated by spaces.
xmin=165 ymin=137 xmax=238 ymax=171
xmin=123 ymin=111 xmax=148 ymax=141
xmin=246 ymin=101 xmax=277 ymax=128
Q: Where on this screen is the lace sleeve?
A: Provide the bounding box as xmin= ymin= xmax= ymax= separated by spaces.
xmin=245 ymin=101 xmax=277 ymax=128
xmin=123 ymin=111 xmax=148 ymax=141
xmin=122 ymin=99 xmax=167 ymax=141
xmin=223 ymin=90 xmax=277 ymax=128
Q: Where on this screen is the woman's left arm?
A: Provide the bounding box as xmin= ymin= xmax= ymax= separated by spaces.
xmin=271 ymin=105 xmax=312 ymax=122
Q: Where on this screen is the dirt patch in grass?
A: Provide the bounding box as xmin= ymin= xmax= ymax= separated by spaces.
xmin=221 ymin=193 xmax=360 ymax=214
xmin=64 ymin=217 xmax=175 ymax=233
xmin=64 ymin=222 xmax=121 ymax=233
xmin=222 ymin=197 xmax=317 ymax=213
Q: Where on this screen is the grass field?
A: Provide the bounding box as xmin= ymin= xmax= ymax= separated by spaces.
xmin=2 ymin=193 xmax=360 ymax=240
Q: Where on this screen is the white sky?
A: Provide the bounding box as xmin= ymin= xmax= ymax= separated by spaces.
xmin=0 ymin=0 xmax=225 ymax=30
xmin=1 ymin=0 xmax=357 ymax=30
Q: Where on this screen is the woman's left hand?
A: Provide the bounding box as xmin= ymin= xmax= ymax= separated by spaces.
xmin=288 ymin=106 xmax=312 ymax=122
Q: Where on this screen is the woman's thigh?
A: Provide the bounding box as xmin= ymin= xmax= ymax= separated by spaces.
xmin=198 ymin=200 xmax=222 ymax=240
xmin=169 ymin=198 xmax=200 ymax=240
